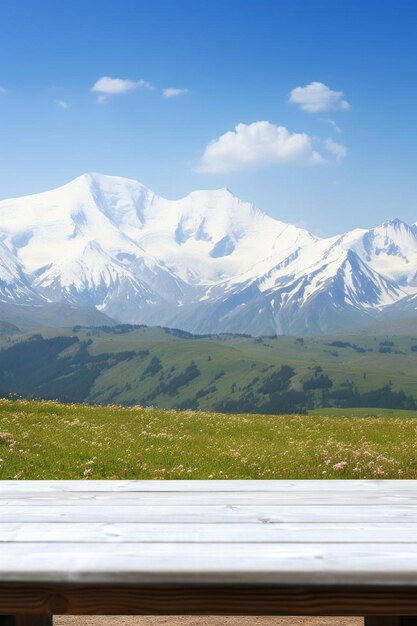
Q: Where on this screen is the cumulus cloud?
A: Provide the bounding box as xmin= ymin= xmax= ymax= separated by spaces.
xmin=324 ymin=137 xmax=347 ymax=161
xmin=289 ymin=82 xmax=350 ymax=112
xmin=196 ymin=121 xmax=323 ymax=173
xmin=163 ymin=87 xmax=190 ymax=98
xmin=91 ymin=76 xmax=154 ymax=102
xmin=54 ymin=99 xmax=69 ymax=110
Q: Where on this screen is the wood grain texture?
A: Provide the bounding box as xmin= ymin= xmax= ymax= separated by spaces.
xmin=2 ymin=584 xmax=417 ymax=616
xmin=1 ymin=480 xmax=417 ymax=616
xmin=1 ymin=492 xmax=417 ymax=505
xmin=1 ymin=522 xmax=417 ymax=543
xmin=3 ymin=542 xmax=417 ymax=586
xmin=1 ymin=504 xmax=417 ymax=524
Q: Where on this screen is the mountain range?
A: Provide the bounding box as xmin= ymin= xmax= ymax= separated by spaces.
xmin=0 ymin=172 xmax=416 ymax=335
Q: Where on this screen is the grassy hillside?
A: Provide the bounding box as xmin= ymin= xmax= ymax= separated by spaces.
xmin=0 ymin=323 xmax=416 ymax=413
xmin=0 ymin=398 xmax=416 ymax=479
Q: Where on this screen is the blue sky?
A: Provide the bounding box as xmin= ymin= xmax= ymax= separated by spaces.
xmin=1 ymin=0 xmax=416 ymax=235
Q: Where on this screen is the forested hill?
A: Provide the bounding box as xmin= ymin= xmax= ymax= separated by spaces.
xmin=0 ymin=323 xmax=416 ymax=413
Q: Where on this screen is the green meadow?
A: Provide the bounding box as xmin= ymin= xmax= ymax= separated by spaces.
xmin=0 ymin=398 xmax=416 ymax=480
xmin=1 ymin=323 xmax=417 ymax=414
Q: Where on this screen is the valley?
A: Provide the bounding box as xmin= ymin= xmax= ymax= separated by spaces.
xmin=0 ymin=322 xmax=416 ymax=413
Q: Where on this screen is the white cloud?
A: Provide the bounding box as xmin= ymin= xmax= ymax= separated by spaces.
xmin=0 ymin=86 xmax=7 ymax=95
xmin=325 ymin=137 xmax=347 ymax=161
xmin=163 ymin=87 xmax=190 ymax=98
xmin=289 ymin=82 xmax=350 ymax=112
xmin=54 ymin=99 xmax=69 ymax=110
xmin=91 ymin=76 xmax=154 ymax=102
xmin=196 ymin=121 xmax=323 ymax=173
xmin=321 ymin=118 xmax=341 ymax=133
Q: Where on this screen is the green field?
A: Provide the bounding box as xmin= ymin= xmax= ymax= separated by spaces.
xmin=0 ymin=323 xmax=417 ymax=414
xmin=0 ymin=398 xmax=416 ymax=479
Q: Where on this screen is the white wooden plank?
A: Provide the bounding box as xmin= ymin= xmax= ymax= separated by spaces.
xmin=0 ymin=542 xmax=417 ymax=585
xmin=0 ymin=504 xmax=416 ymax=523
xmin=2 ymin=481 xmax=416 ymax=591
xmin=0 ymin=479 xmax=414 ymax=493
xmin=1 ymin=491 xmax=417 ymax=505
xmin=1 ymin=521 xmax=417 ymax=543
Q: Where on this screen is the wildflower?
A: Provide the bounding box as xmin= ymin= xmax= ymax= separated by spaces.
xmin=333 ymin=461 xmax=348 ymax=470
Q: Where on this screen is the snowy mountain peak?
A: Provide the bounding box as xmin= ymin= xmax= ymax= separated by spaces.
xmin=0 ymin=173 xmax=416 ymax=335
xmin=186 ymin=186 xmax=235 ymax=198
xmin=381 ymin=217 xmax=411 ymax=230
xmin=66 ymin=171 xmax=150 ymax=190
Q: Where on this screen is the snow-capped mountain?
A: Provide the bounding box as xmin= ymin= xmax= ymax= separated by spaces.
xmin=0 ymin=172 xmax=416 ymax=335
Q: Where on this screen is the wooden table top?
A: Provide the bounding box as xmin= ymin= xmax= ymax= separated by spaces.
xmin=1 ymin=479 xmax=417 ymax=588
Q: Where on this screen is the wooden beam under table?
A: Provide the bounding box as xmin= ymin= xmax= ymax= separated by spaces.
xmin=1 ymin=615 xmax=417 ymax=626
xmin=1 ymin=585 xmax=417 ymax=617
xmin=365 ymin=615 xmax=417 ymax=626
xmin=0 ymin=618 xmax=52 ymax=626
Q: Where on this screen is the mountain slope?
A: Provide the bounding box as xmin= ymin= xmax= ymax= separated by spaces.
xmin=0 ymin=172 xmax=416 ymax=334
xmin=0 ymin=324 xmax=416 ymax=414
xmin=338 ymin=218 xmax=417 ymax=287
